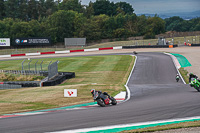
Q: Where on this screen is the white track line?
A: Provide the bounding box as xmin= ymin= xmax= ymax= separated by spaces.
xmin=48 ymin=116 xmax=200 ymax=133
xmin=123 ymin=55 xmax=137 ymax=102
xmin=164 ymin=53 xmax=186 ymax=84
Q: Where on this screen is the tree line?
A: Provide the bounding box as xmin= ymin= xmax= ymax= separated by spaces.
xmin=0 ymin=0 xmax=199 ymax=44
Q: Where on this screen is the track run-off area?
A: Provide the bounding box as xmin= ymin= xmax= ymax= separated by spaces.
xmin=1 ymin=47 xmax=200 ymax=133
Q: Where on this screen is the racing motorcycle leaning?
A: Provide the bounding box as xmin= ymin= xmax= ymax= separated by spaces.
xmin=190 ymin=78 xmax=200 ymax=92
xmin=92 ymin=90 xmax=117 ymax=107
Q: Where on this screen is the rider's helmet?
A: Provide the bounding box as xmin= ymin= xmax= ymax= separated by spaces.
xmin=190 ymin=73 xmax=193 ymax=76
xmin=91 ymin=89 xmax=95 ymax=94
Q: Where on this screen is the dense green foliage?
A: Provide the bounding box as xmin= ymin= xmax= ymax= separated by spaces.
xmin=0 ymin=0 xmax=199 ymax=44
xmin=165 ymin=16 xmax=200 ymax=32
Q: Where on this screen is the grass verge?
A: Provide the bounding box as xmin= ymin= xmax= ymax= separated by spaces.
xmin=0 ymin=55 xmax=135 ymax=115
xmin=120 ymin=120 xmax=200 ymax=133
xmin=179 ymin=68 xmax=189 ymax=84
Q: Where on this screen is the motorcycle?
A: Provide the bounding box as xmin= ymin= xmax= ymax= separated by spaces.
xmin=176 ymin=75 xmax=180 ymax=82
xmin=93 ymin=91 xmax=117 ymax=107
xmin=176 ymin=77 xmax=179 ymax=82
xmin=190 ymin=78 xmax=200 ymax=92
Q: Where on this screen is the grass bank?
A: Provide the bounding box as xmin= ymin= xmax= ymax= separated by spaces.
xmin=0 ymin=55 xmax=135 ymax=115
xmin=179 ymin=68 xmax=189 ymax=84
xmin=120 ymin=120 xmax=200 ymax=133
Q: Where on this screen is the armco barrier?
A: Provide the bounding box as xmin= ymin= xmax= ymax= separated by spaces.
xmin=41 ymin=51 xmax=55 ymax=55
xmin=0 ymin=84 xmax=22 ymax=89
xmin=11 ymin=53 xmax=26 ymax=57
xmin=0 ymin=72 xmax=75 ymax=88
xmin=2 ymin=81 xmax=40 ymax=87
xmin=0 ymin=46 xmax=122 ymax=58
xmin=123 ymin=45 xmax=178 ymax=49
xmin=191 ymin=44 xmax=200 ymax=46
xmin=0 ymin=45 xmax=178 ymax=58
xmin=42 ymin=72 xmax=75 ymax=86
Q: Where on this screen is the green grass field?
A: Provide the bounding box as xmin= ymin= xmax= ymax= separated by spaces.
xmin=0 ymin=55 xmax=135 ymax=115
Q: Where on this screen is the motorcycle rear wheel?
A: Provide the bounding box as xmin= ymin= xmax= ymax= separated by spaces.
xmin=194 ymin=85 xmax=200 ymax=92
xmin=97 ymin=99 xmax=106 ymax=107
xmin=196 ymin=86 xmax=200 ymax=92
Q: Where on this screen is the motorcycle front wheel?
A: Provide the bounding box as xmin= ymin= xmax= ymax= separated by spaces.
xmin=194 ymin=85 xmax=200 ymax=92
xmin=97 ymin=99 xmax=106 ymax=107
xmin=196 ymin=86 xmax=200 ymax=92
xmin=110 ymin=97 xmax=117 ymax=105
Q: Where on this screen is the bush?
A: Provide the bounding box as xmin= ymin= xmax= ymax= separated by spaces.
xmin=0 ymin=73 xmax=45 ymax=81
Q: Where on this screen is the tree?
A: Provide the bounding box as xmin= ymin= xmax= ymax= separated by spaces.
xmin=27 ymin=0 xmax=39 ymax=20
xmin=73 ymin=13 xmax=87 ymax=38
xmin=124 ymin=14 xmax=137 ymax=35
xmin=84 ymin=14 xmax=109 ymax=41
xmin=113 ymin=28 xmax=129 ymax=38
xmin=115 ymin=13 xmax=125 ymax=29
xmin=147 ymin=16 xmax=165 ymax=35
xmin=1 ymin=18 xmax=17 ymax=38
xmin=29 ymin=20 xmax=43 ymax=37
xmin=5 ymin=0 xmax=19 ymax=19
xmin=85 ymin=1 xmax=94 ymax=18
xmin=194 ymin=22 xmax=200 ymax=31
xmin=10 ymin=21 xmax=34 ymax=38
xmin=45 ymin=0 xmax=57 ymax=16
xmin=0 ymin=0 xmax=6 ymax=19
xmin=103 ymin=16 xmax=117 ymax=38
xmin=59 ymin=0 xmax=83 ymax=13
xmin=165 ymin=16 xmax=184 ymax=31
xmin=189 ymin=18 xmax=200 ymax=31
xmin=93 ymin=0 xmax=116 ymax=16
xmin=144 ymin=15 xmax=165 ymax=39
xmin=18 ymin=0 xmax=28 ymax=21
xmin=44 ymin=10 xmax=77 ymax=43
xmin=115 ymin=2 xmax=134 ymax=15
xmin=0 ymin=20 xmax=6 ymax=37
xmin=136 ymin=15 xmax=148 ymax=36
xmin=38 ymin=0 xmax=46 ymax=20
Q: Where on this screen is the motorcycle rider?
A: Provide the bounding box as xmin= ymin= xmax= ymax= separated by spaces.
xmin=91 ymin=89 xmax=111 ymax=99
xmin=176 ymin=74 xmax=180 ymax=82
xmin=189 ymin=73 xmax=198 ymax=82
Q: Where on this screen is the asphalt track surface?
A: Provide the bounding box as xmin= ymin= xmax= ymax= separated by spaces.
xmin=1 ymin=52 xmax=200 ymax=133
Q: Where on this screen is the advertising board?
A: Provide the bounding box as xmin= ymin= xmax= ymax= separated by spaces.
xmin=65 ymin=38 xmax=86 ymax=46
xmin=0 ymin=38 xmax=10 ymax=46
xmin=14 ymin=38 xmax=51 ymax=46
xmin=64 ymin=89 xmax=77 ymax=97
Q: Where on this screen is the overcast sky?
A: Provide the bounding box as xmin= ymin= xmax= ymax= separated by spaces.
xmin=81 ymin=0 xmax=200 ymax=14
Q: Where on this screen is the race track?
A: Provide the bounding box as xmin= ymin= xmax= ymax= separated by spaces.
xmin=1 ymin=52 xmax=200 ymax=133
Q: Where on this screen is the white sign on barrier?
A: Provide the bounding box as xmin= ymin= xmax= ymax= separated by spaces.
xmin=0 ymin=38 xmax=10 ymax=46
xmin=64 ymin=89 xmax=77 ymax=97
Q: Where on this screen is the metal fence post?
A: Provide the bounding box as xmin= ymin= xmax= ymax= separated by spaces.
xmin=35 ymin=60 xmax=38 ymax=72
xmin=48 ymin=61 xmax=52 ymax=80
xmin=28 ymin=60 xmax=32 ymax=71
xmin=22 ymin=59 xmax=26 ymax=71
xmin=192 ymin=37 xmax=193 ymax=44
xmin=40 ymin=60 xmax=43 ymax=71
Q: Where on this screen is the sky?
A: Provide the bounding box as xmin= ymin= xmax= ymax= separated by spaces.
xmin=81 ymin=0 xmax=200 ymax=14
